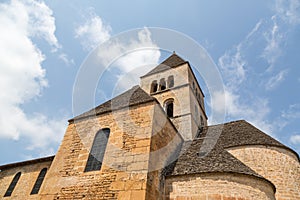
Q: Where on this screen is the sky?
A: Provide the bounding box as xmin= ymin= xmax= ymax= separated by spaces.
xmin=0 ymin=0 xmax=299 ymax=165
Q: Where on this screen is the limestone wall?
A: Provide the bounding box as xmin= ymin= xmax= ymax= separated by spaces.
xmin=0 ymin=160 xmax=52 ymax=199
xmin=165 ymin=173 xmax=275 ymax=200
xmin=38 ymin=101 xmax=182 ymax=200
xmin=228 ymin=146 xmax=300 ymax=200
xmin=146 ymin=104 xmax=183 ymax=200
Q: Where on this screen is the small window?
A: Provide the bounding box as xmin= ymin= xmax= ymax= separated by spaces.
xmin=195 ymin=105 xmax=198 ymax=116
xmin=164 ymin=99 xmax=174 ymax=118
xmin=192 ymin=82 xmax=195 ymax=90
xmin=30 ymin=168 xmax=47 ymax=195
xmin=159 ymin=78 xmax=166 ymax=91
xmin=85 ymin=128 xmax=110 ymax=172
xmin=150 ymin=80 xmax=158 ymax=93
xmin=200 ymin=116 xmax=204 ymax=126
xmin=167 ymin=75 xmax=174 ymax=88
xmin=4 ymin=172 xmax=21 ymax=197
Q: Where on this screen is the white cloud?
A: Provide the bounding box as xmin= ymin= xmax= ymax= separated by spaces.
xmin=290 ymin=135 xmax=300 ymax=144
xmin=281 ymin=104 xmax=300 ymax=119
xmin=75 ymin=13 xmax=111 ymax=51
xmin=0 ymin=0 xmax=65 ymax=154
xmin=59 ymin=53 xmax=75 ymax=66
xmin=265 ymin=69 xmax=288 ymax=90
xmin=275 ymin=0 xmax=300 ymax=25
xmin=218 ymin=45 xmax=246 ymax=91
xmin=262 ymin=16 xmax=284 ymax=71
xmin=208 ymin=89 xmax=273 ymax=134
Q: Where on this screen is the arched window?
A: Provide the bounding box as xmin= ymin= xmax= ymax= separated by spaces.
xmin=85 ymin=128 xmax=110 ymax=172
xmin=167 ymin=75 xmax=174 ymax=88
xmin=164 ymin=99 xmax=174 ymax=118
xmin=30 ymin=168 xmax=47 ymax=195
xmin=4 ymin=172 xmax=21 ymax=197
xmin=150 ymin=80 xmax=158 ymax=93
xmin=159 ymin=78 xmax=166 ymax=91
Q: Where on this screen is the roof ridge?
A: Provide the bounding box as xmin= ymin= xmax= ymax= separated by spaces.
xmin=141 ymin=53 xmax=187 ymax=77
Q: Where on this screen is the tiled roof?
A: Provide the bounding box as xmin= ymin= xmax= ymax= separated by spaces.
xmin=167 ymin=120 xmax=299 ymax=178
xmin=69 ymin=86 xmax=155 ymax=122
xmin=141 ymin=53 xmax=187 ymax=77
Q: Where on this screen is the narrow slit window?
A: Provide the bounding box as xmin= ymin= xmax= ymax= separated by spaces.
xmin=150 ymin=80 xmax=158 ymax=93
xmin=4 ymin=172 xmax=21 ymax=197
xmin=200 ymin=116 xmax=204 ymax=126
xmin=159 ymin=78 xmax=166 ymax=91
xmin=30 ymin=168 xmax=47 ymax=195
xmin=84 ymin=128 xmax=110 ymax=172
xmin=167 ymin=75 xmax=174 ymax=88
xmin=165 ymin=99 xmax=174 ymax=118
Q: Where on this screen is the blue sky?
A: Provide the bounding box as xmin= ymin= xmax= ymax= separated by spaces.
xmin=0 ymin=0 xmax=299 ymax=165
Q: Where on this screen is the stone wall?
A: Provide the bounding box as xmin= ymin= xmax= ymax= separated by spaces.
xmin=146 ymin=104 xmax=183 ymax=200
xmin=0 ymin=160 xmax=52 ymax=199
xmin=38 ymin=101 xmax=182 ymax=200
xmin=228 ymin=145 xmax=300 ymax=200
xmin=165 ymin=173 xmax=275 ymax=200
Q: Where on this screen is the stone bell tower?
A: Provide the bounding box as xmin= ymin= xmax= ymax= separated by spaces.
xmin=140 ymin=52 xmax=207 ymax=140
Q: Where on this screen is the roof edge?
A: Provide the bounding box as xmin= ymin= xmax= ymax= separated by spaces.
xmin=0 ymin=155 xmax=55 ymax=170
xmin=226 ymin=144 xmax=300 ymax=163
xmin=68 ymin=98 xmax=156 ymax=123
xmin=165 ymin=171 xmax=276 ymax=194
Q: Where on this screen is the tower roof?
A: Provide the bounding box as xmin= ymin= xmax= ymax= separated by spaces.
xmin=141 ymin=52 xmax=187 ymax=77
xmin=69 ymin=86 xmax=155 ymax=122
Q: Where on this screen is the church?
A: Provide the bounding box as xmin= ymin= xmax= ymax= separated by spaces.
xmin=0 ymin=53 xmax=299 ymax=199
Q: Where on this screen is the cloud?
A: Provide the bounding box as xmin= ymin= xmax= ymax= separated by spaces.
xmin=262 ymin=16 xmax=284 ymax=71
xmin=290 ymin=135 xmax=300 ymax=144
xmin=59 ymin=53 xmax=75 ymax=66
xmin=75 ymin=14 xmax=161 ymax=96
xmin=281 ymin=104 xmax=300 ymax=119
xmin=218 ymin=45 xmax=246 ymax=91
xmin=215 ymin=0 xmax=300 ymax=136
xmin=265 ymin=69 xmax=288 ymax=90
xmin=0 ymin=0 xmax=65 ymax=154
xmin=208 ymin=89 xmax=272 ymax=134
xmin=275 ymin=0 xmax=300 ymax=25
xmin=101 ymin=28 xmax=161 ymax=93
xmin=75 ymin=12 xmax=111 ymax=51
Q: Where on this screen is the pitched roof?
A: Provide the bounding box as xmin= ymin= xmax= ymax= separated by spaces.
xmin=167 ymin=120 xmax=299 ymax=178
xmin=141 ymin=53 xmax=187 ymax=77
xmin=0 ymin=156 xmax=54 ymax=170
xmin=69 ymin=86 xmax=155 ymax=122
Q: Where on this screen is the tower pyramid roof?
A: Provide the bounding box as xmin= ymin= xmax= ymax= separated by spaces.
xmin=142 ymin=52 xmax=187 ymax=77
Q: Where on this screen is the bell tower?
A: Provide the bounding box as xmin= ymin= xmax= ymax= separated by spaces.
xmin=140 ymin=52 xmax=207 ymax=140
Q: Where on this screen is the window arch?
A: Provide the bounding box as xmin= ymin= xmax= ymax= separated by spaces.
xmin=4 ymin=172 xmax=21 ymax=197
xmin=159 ymin=78 xmax=166 ymax=91
xmin=150 ymin=80 xmax=158 ymax=93
xmin=167 ymin=75 xmax=174 ymax=88
xmin=30 ymin=168 xmax=47 ymax=195
xmin=164 ymin=99 xmax=174 ymax=118
xmin=85 ymin=128 xmax=110 ymax=172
